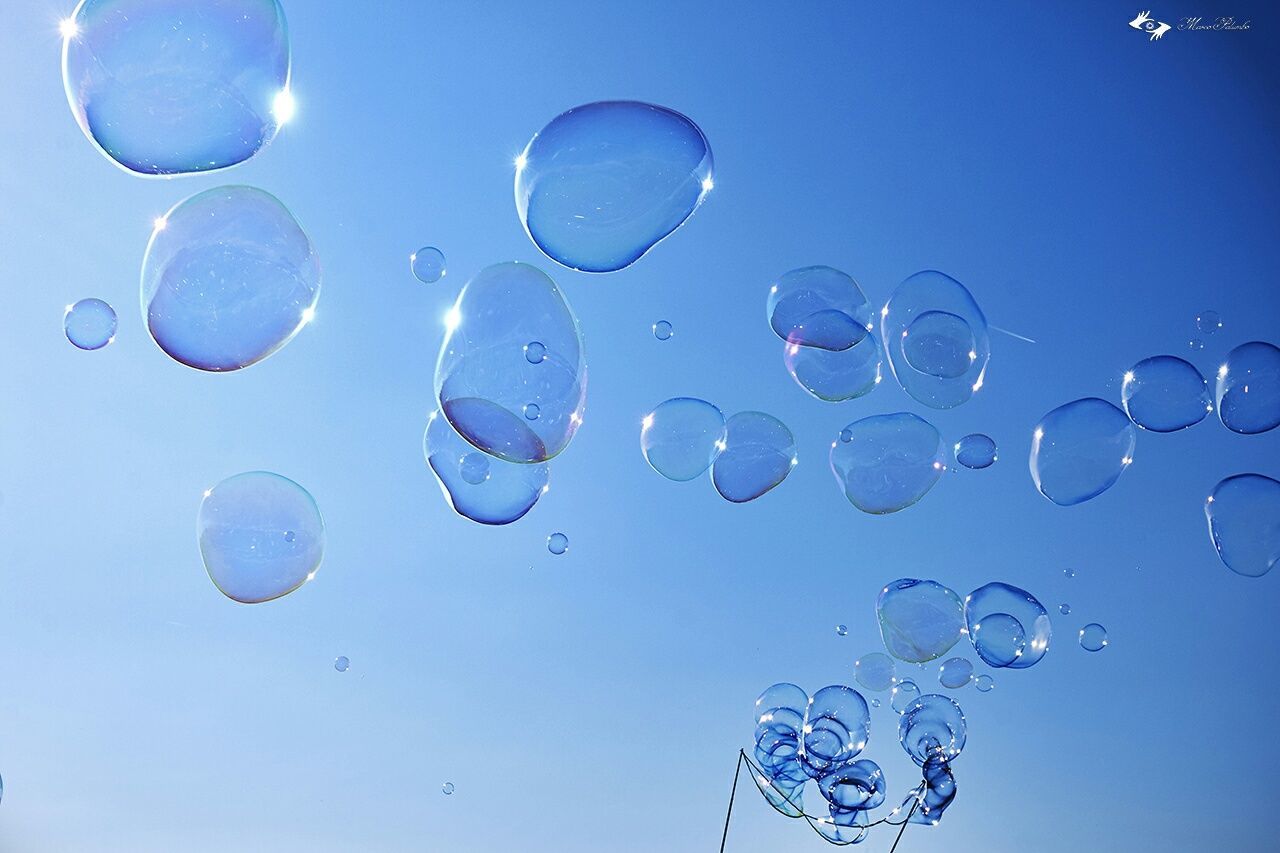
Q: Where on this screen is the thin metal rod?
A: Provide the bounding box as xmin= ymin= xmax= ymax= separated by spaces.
xmin=719 ymin=751 xmax=745 ymax=853
xmin=887 ymin=798 xmax=918 ymax=853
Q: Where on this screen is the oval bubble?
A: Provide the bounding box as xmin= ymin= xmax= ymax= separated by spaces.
xmin=411 ymin=247 xmax=446 ymax=283
xmin=436 ymin=263 xmax=587 ymax=463
xmin=1121 ymin=355 xmax=1211 ymax=432
xmin=1030 ymin=398 xmax=1136 ymax=506
xmin=711 ymin=411 xmax=796 ymax=503
xmin=964 ymin=582 xmax=1052 ymax=669
xmin=898 ymin=694 xmax=966 ymax=766
xmin=141 ymin=186 xmax=320 ymax=372
xmin=881 ymin=270 xmax=989 ymax=409
xmin=767 ymin=266 xmax=870 ymax=351
xmin=876 ymin=578 xmax=965 ymax=663
xmin=953 ymin=433 xmax=997 ymax=469
xmin=1195 ymin=310 xmax=1222 ymax=334
xmin=197 ymin=471 xmax=324 ymax=604
xmin=854 ymin=652 xmax=897 ymax=692
xmin=820 ymin=759 xmax=886 ymax=811
xmin=1205 ymin=473 xmax=1280 ymax=578
xmin=514 ymin=101 xmax=712 ymax=273
xmin=1079 ymin=623 xmax=1109 ymax=652
xmin=830 ymin=413 xmax=945 ymax=514
xmin=938 ymin=658 xmax=973 ymax=689
xmin=974 ymin=674 xmax=994 ymax=693
xmin=423 ymin=410 xmax=548 ymax=526
xmin=783 ymin=332 xmax=882 ymax=402
xmin=1216 ymin=341 xmax=1280 ymax=434
xmin=800 ymin=685 xmax=871 ymax=778
xmin=64 ymin=297 xmax=118 ymax=350
xmin=62 ymin=0 xmax=290 ymax=175
xmin=891 ymin=679 xmax=921 ymax=714
xmin=640 ymin=398 xmax=726 ymax=482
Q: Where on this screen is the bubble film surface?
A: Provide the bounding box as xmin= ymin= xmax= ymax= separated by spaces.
xmin=881 ymin=270 xmax=989 ymax=409
xmin=830 ymin=413 xmax=946 ymax=514
xmin=1030 ymin=398 xmax=1136 ymax=506
xmin=876 ymin=579 xmax=966 ymax=664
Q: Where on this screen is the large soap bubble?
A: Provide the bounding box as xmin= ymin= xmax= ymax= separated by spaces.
xmin=514 ymin=101 xmax=713 ymax=273
xmin=800 ymin=685 xmax=871 ymax=778
xmin=881 ymin=270 xmax=989 ymax=409
xmin=62 ymin=0 xmax=291 ymax=176
xmin=197 ymin=471 xmax=324 ymax=604
xmin=820 ymin=759 xmax=886 ymax=811
xmin=436 ymin=263 xmax=587 ymax=463
xmin=423 ymin=410 xmax=548 ymax=525
xmin=1030 ymin=398 xmax=1136 ymax=506
xmin=1215 ymin=341 xmax=1280 ymax=434
xmin=141 ymin=186 xmax=320 ymax=372
xmin=898 ymin=694 xmax=966 ymax=766
xmin=783 ymin=332 xmax=882 ymax=402
xmin=1121 ymin=355 xmax=1212 ymax=432
xmin=1205 ymin=473 xmax=1280 ymax=578
xmin=711 ymin=412 xmax=796 ymax=503
xmin=640 ymin=398 xmax=726 ymax=482
xmin=754 ymin=683 xmax=809 ymax=785
xmin=830 ymin=413 xmax=945 ymax=514
xmin=877 ymin=579 xmax=965 ymax=663
xmin=767 ymin=266 xmax=870 ymax=351
xmin=964 ymin=582 xmax=1051 ymax=669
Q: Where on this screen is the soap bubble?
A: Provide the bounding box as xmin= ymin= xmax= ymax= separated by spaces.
xmin=652 ymin=320 xmax=673 ymax=341
xmin=1059 ymin=603 xmax=1071 ymax=615
xmin=1121 ymin=356 xmax=1212 ymax=432
xmin=767 ymin=266 xmax=870 ymax=351
xmin=442 ymin=782 xmax=455 ymax=795
xmin=1079 ymin=623 xmax=1108 ymax=652
xmin=711 ymin=411 xmax=796 ymax=503
xmin=410 ymin=247 xmax=446 ymax=283
xmin=953 ymin=433 xmax=997 ymax=469
xmin=640 ymin=398 xmax=726 ymax=482
xmin=854 ymin=652 xmax=897 ymax=692
xmin=754 ymin=683 xmax=809 ymax=784
xmin=1189 ymin=338 xmax=1205 ymax=351
xmin=974 ymin=675 xmax=994 ymax=693
xmin=881 ymin=270 xmax=989 ymax=409
xmin=836 ymin=624 xmax=848 ymax=636
xmin=820 ymin=758 xmax=886 ymax=811
xmin=938 ymin=658 xmax=973 ymax=689
xmin=830 ymin=413 xmax=945 ymax=514
xmin=1215 ymin=341 xmax=1280 ymax=434
xmin=800 ymin=686 xmax=871 ymax=778
xmin=61 ymin=0 xmax=291 ymax=175
xmin=1063 ymin=568 xmax=1076 ymax=579
xmin=197 ymin=471 xmax=324 ymax=604
xmin=1195 ymin=310 xmax=1222 ymax=334
xmin=1030 ymin=398 xmax=1136 ymax=506
xmin=436 ymin=263 xmax=586 ymax=463
xmin=783 ymin=332 xmax=882 ymax=402
xmin=1205 ymin=473 xmax=1280 ymax=577
xmin=334 ymin=656 xmax=349 ymax=672
xmin=898 ymin=694 xmax=966 ymax=766
xmin=964 ymin=582 xmax=1051 ymax=669
xmin=877 ymin=579 xmax=966 ymax=663
xmin=514 ymin=101 xmax=712 ymax=273
xmin=423 ymin=410 xmax=548 ymax=525
xmin=891 ymin=679 xmax=921 ymax=713
xmin=64 ymin=298 xmax=118 ymax=350
xmin=911 ymin=756 xmax=958 ymax=826
xmin=547 ymin=532 xmax=569 ymax=555
xmin=141 ymin=186 xmax=320 ymax=372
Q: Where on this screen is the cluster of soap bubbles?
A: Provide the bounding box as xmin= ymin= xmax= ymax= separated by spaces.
xmin=639 ymin=398 xmax=797 ymax=503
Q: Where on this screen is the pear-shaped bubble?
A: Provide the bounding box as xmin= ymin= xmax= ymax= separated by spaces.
xmin=767 ymin=266 xmax=870 ymax=351
xmin=1215 ymin=341 xmax=1280 ymax=434
xmin=1030 ymin=398 xmax=1136 ymax=506
xmin=964 ymin=582 xmax=1051 ymax=669
xmin=711 ymin=412 xmax=796 ymax=503
xmin=423 ymin=410 xmax=548 ymax=525
xmin=830 ymin=413 xmax=945 ymax=514
xmin=953 ymin=434 xmax=997 ymax=469
xmin=881 ymin=270 xmax=989 ymax=409
xmin=898 ymin=694 xmax=966 ymax=766
xmin=876 ymin=579 xmax=965 ymax=663
xmin=783 ymin=332 xmax=882 ymax=402
xmin=62 ymin=0 xmax=290 ymax=176
xmin=141 ymin=186 xmax=320 ymax=372
xmin=1205 ymin=473 xmax=1280 ymax=578
xmin=1121 ymin=355 xmax=1212 ymax=432
xmin=436 ymin=263 xmax=586 ymax=463
xmin=197 ymin=471 xmax=324 ymax=604
xmin=640 ymin=398 xmax=725 ymax=482
xmin=514 ymin=101 xmax=713 ymax=273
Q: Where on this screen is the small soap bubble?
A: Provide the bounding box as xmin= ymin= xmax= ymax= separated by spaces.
xmin=547 ymin=532 xmax=569 ymax=555
xmin=523 ymin=403 xmax=541 ymax=421
xmin=334 ymin=656 xmax=349 ymax=672
xmin=653 ymin=320 xmax=673 ymax=341
xmin=1030 ymin=398 xmax=1136 ymax=506
xmin=1063 ymin=568 xmax=1076 ymax=579
xmin=881 ymin=270 xmax=989 ymax=409
xmin=64 ymin=298 xmax=118 ymax=350
xmin=964 ymin=582 xmax=1052 ymax=669
xmin=767 ymin=266 xmax=870 ymax=351
xmin=974 ymin=674 xmax=994 ymax=693
xmin=1079 ymin=623 xmax=1109 ymax=652
xmin=410 ymin=247 xmax=447 ymax=283
xmin=1189 ymin=338 xmax=1205 ymax=351
xmin=711 ymin=411 xmax=797 ymax=503
xmin=458 ymin=452 xmax=491 ymax=486
xmin=938 ymin=658 xmax=973 ymax=689
xmin=831 ymin=413 xmax=946 ymax=514
xmin=876 ymin=578 xmax=966 ymax=663
xmin=953 ymin=433 xmax=997 ymax=470
xmin=1195 ymin=310 xmax=1222 ymax=335
xmin=524 ymin=341 xmax=547 ymax=364
xmin=424 ymin=410 xmax=548 ymax=526
xmin=835 ymin=624 xmax=848 ymax=636
xmin=442 ymin=782 xmax=455 ymax=795
xmin=1059 ymin=603 xmax=1071 ymax=615
xmin=890 ymin=679 xmax=921 ymax=714
xmin=854 ymin=652 xmax=898 ymax=692
xmin=871 ymin=698 xmax=881 ymax=708
xmin=640 ymin=397 xmax=726 ymax=482
xmin=1215 ymin=341 xmax=1280 ymax=434
xmin=1121 ymin=356 xmax=1211 ymax=432
xmin=1205 ymin=473 xmax=1280 ymax=577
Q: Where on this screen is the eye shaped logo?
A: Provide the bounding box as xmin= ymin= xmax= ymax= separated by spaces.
xmin=1129 ymin=10 xmax=1172 ymax=40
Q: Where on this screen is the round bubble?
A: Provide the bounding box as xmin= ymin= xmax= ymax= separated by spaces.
xmin=1195 ymin=310 xmax=1222 ymax=334
xmin=1189 ymin=338 xmax=1205 ymax=351
xmin=783 ymin=332 xmax=882 ymax=402
xmin=1121 ymin=355 xmax=1212 ymax=432
xmin=64 ymin=298 xmax=118 ymax=350
xmin=964 ymin=582 xmax=1052 ymax=669
xmin=1059 ymin=603 xmax=1071 ymax=615
xmin=954 ymin=434 xmax=997 ymax=469
xmin=1030 ymin=398 xmax=1136 ymax=506
xmin=547 ymin=532 xmax=569 ymax=555
xmin=61 ymin=0 xmax=290 ymax=176
xmin=442 ymin=782 xmax=455 ymax=796
xmin=1205 ymin=473 xmax=1280 ymax=578
xmin=334 ymin=656 xmax=349 ymax=673
xmin=830 ymin=413 xmax=945 ymax=514
xmin=1079 ymin=623 xmax=1108 ymax=652
xmin=854 ymin=652 xmax=897 ymax=692
xmin=881 ymin=270 xmax=989 ymax=409
xmin=711 ymin=412 xmax=796 ymax=503
xmin=898 ymin=694 xmax=966 ymax=766
xmin=974 ymin=675 xmax=994 ymax=693
xmin=197 ymin=471 xmax=324 ymax=604
xmin=514 ymin=101 xmax=712 ymax=273
xmin=800 ymin=685 xmax=871 ymax=778
xmin=938 ymin=658 xmax=973 ymax=689
xmin=890 ymin=679 xmax=921 ymax=714
xmin=423 ymin=410 xmax=548 ymax=526
xmin=820 ymin=759 xmax=886 ymax=811
xmin=141 ymin=186 xmax=320 ymax=372
xmin=836 ymin=624 xmax=848 ymax=636
xmin=436 ymin=263 xmax=586 ymax=463
xmin=877 ymin=579 xmax=966 ymax=664
xmin=652 ymin=320 xmax=673 ymax=341
xmin=640 ymin=398 xmax=726 ymax=482
xmin=1215 ymin=341 xmax=1280 ymax=434
xmin=767 ymin=266 xmax=869 ymax=351
xmin=411 ymin=247 xmax=446 ymax=283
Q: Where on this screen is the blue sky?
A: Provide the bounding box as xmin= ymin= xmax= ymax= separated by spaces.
xmin=0 ymin=0 xmax=1277 ymax=850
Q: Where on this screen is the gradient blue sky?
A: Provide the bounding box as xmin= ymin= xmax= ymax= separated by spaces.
xmin=1 ymin=1 xmax=1278 ymax=850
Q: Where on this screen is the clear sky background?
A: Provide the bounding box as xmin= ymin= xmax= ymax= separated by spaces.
xmin=0 ymin=0 xmax=1278 ymax=850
